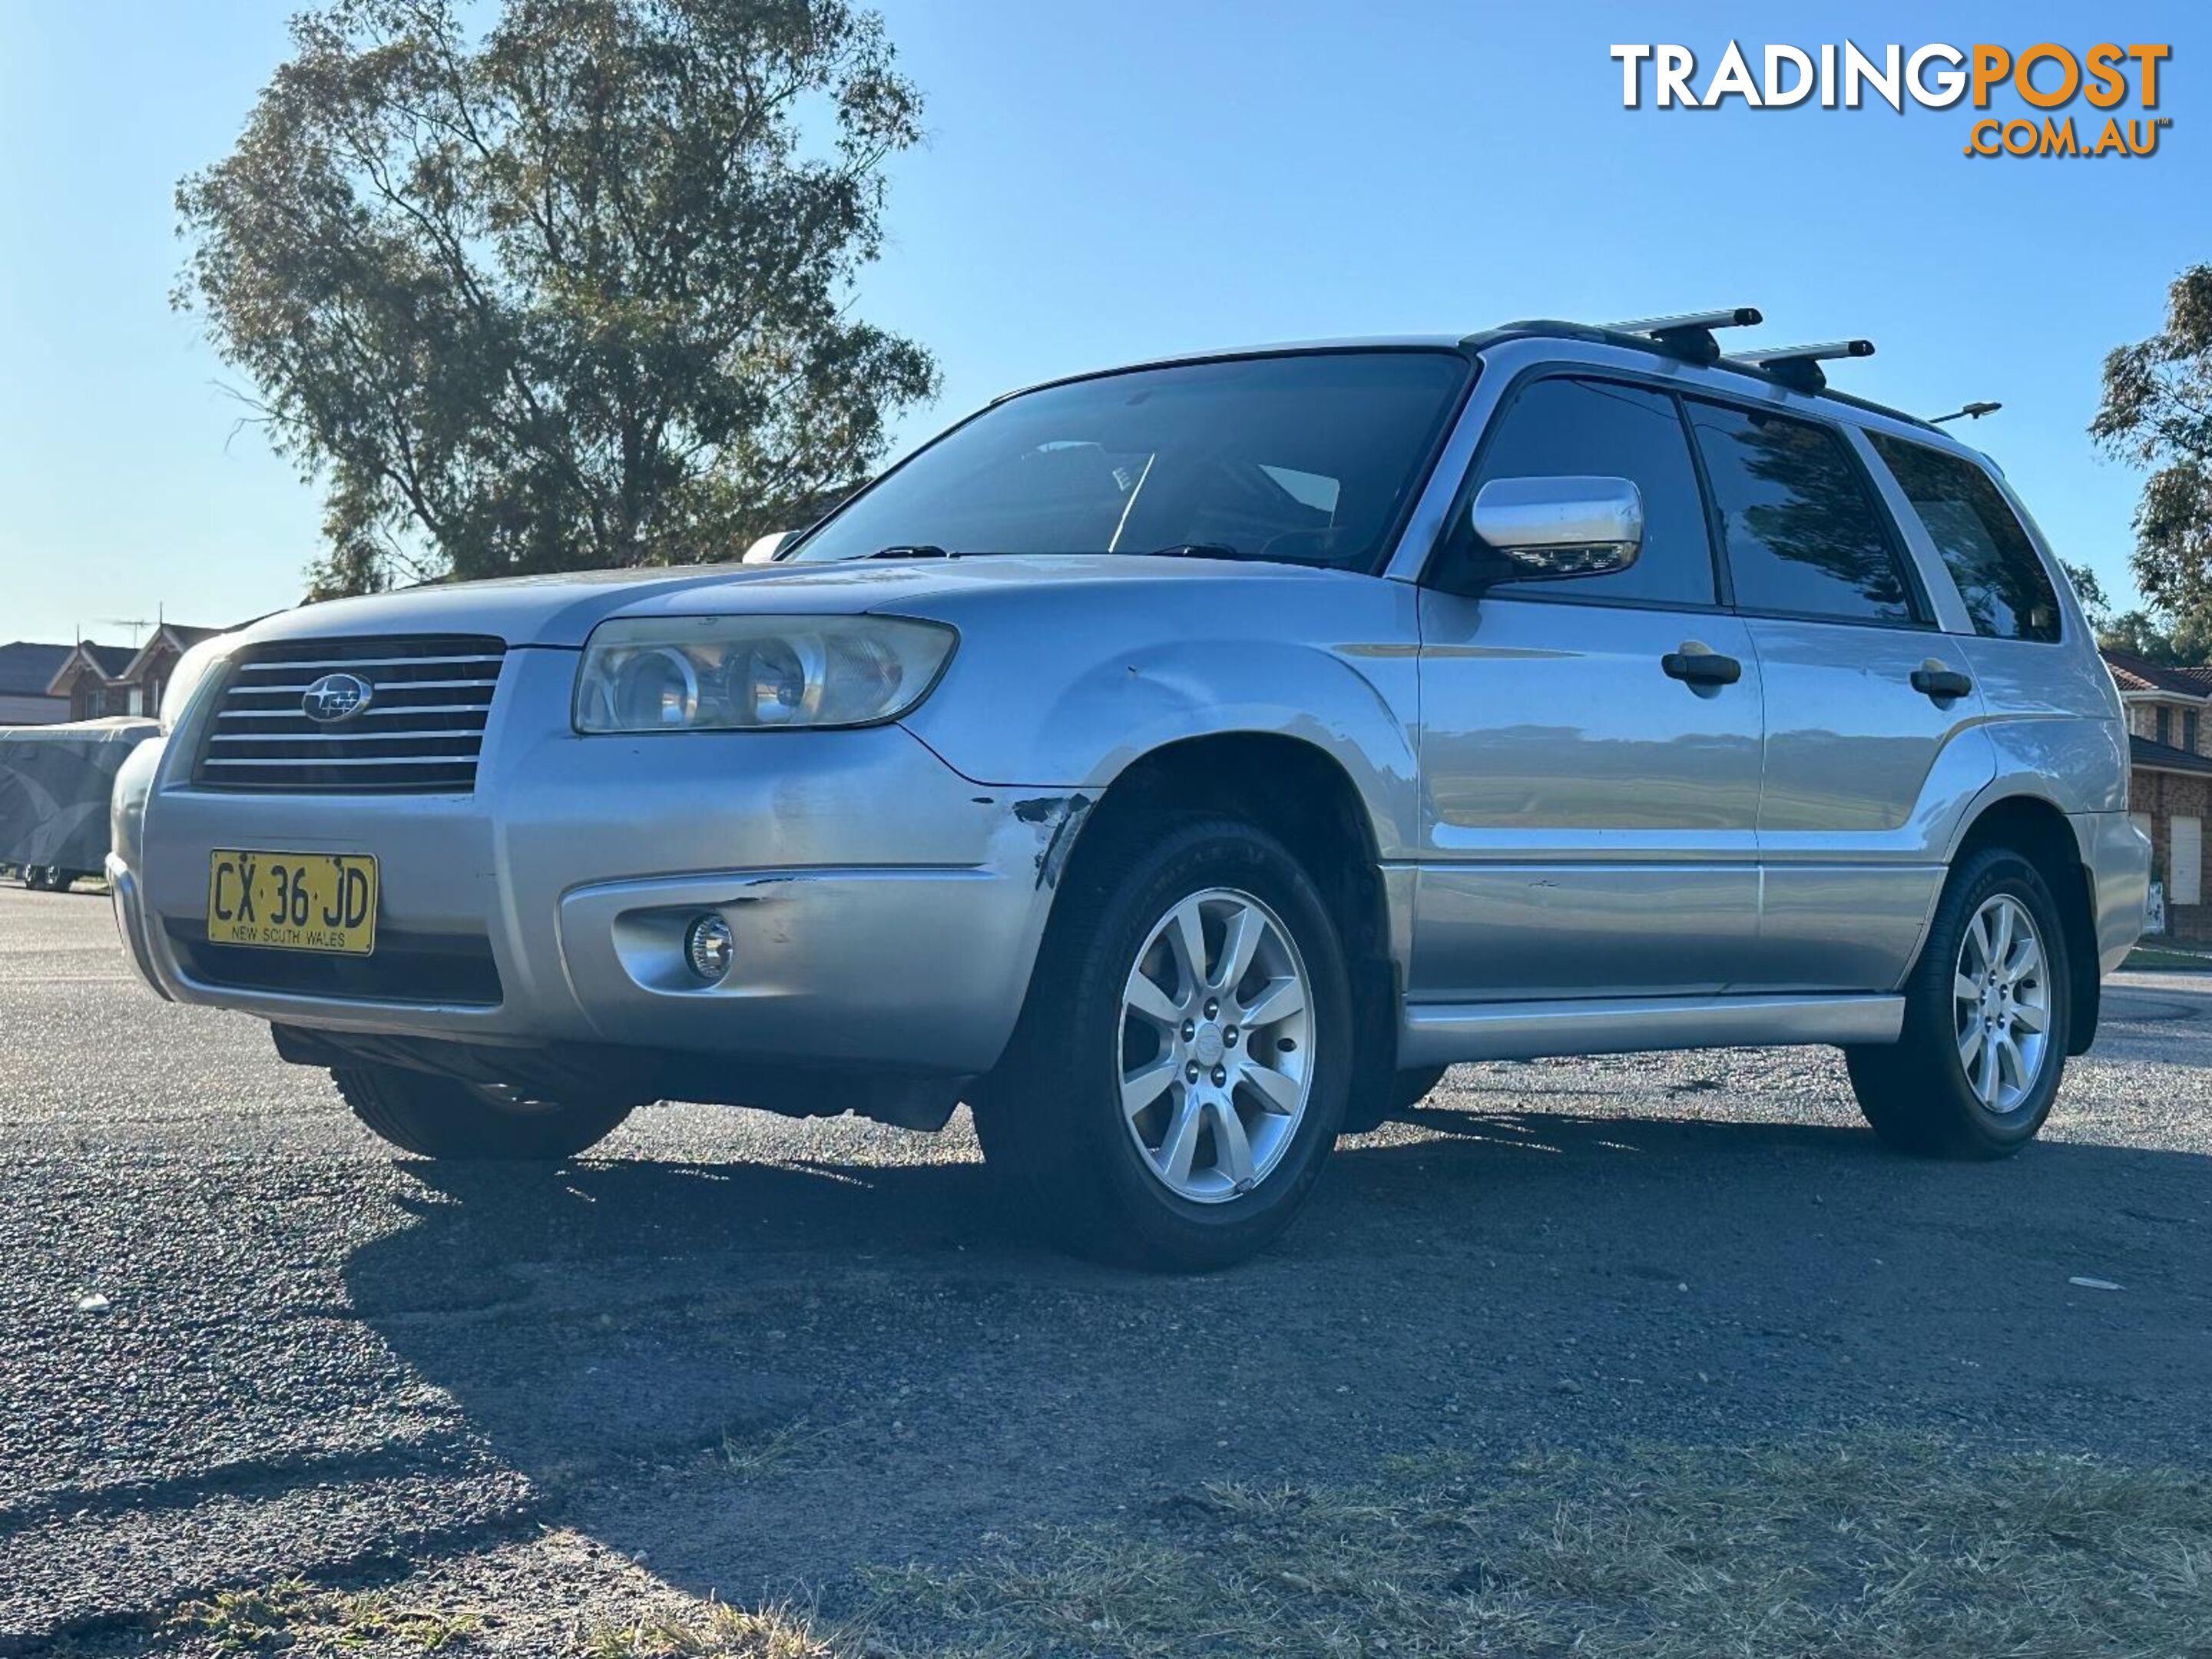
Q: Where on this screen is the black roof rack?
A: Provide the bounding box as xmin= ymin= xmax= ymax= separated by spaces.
xmin=1459 ymin=315 xmax=1932 ymax=430
xmin=1724 ymin=339 xmax=1875 ymax=396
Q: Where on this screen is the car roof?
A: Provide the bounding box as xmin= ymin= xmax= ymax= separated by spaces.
xmin=995 ymin=323 xmax=1947 ymax=441
xmin=989 ymin=336 xmax=1475 ymax=404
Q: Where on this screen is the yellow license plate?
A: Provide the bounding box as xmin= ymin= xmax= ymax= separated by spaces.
xmin=206 ymin=850 xmax=379 ymax=954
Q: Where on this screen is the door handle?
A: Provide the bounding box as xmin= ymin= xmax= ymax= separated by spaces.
xmin=1661 ymin=648 xmax=1742 ymax=687
xmin=1910 ymin=665 xmax=1973 ymax=700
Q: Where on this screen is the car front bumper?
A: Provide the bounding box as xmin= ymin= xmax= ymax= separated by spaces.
xmin=111 ymin=649 xmax=1068 ymax=1078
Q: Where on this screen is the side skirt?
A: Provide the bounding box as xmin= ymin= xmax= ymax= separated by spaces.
xmin=1399 ymin=992 xmax=1904 ymax=1067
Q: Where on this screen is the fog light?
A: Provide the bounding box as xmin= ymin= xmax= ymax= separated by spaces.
xmin=684 ymin=914 xmax=735 ymax=982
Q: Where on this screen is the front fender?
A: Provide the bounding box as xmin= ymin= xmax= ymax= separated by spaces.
xmin=894 ymin=571 xmax=1424 ymax=856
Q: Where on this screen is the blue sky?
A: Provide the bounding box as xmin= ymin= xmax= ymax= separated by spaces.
xmin=2 ymin=0 xmax=2206 ymax=646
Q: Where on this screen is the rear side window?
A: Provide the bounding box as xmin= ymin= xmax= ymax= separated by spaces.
xmin=1866 ymin=432 xmax=2061 ymax=642
xmin=1468 ymin=377 xmax=1715 ymax=606
xmin=1685 ymin=401 xmax=1915 ymax=624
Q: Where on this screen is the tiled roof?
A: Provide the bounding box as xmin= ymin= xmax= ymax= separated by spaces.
xmin=0 ymin=641 xmax=70 ymax=698
xmin=68 ymin=642 xmax=140 ymax=681
xmin=2131 ymin=733 xmax=2212 ymax=777
xmin=121 ymin=624 xmax=225 ymax=681
xmin=2103 ymin=648 xmax=2212 ymax=698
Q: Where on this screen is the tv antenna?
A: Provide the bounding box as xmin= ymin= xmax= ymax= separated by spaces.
xmin=94 ymin=604 xmax=166 ymax=647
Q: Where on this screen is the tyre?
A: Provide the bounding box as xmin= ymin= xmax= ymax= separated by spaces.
xmin=333 ymin=1062 xmax=639 ymax=1159
xmin=1341 ymin=1064 xmax=1449 ymax=1134
xmin=971 ymin=814 xmax=1354 ymax=1270
xmin=1846 ymin=846 xmax=2071 ymax=1158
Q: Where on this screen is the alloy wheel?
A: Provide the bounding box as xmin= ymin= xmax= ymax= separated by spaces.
xmin=1118 ymin=886 xmax=1314 ymax=1203
xmin=1953 ymin=892 xmax=2051 ymax=1115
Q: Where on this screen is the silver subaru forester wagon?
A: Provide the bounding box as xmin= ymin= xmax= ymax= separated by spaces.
xmin=111 ymin=309 xmax=2151 ymax=1269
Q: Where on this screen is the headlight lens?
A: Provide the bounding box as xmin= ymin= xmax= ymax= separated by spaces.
xmin=160 ymin=636 xmax=232 ymax=734
xmin=574 ymin=616 xmax=957 ymax=733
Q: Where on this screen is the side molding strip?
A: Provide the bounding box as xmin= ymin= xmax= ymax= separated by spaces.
xmin=1399 ymin=993 xmax=1904 ymax=1066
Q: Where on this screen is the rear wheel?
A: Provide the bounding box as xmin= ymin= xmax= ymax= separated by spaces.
xmin=333 ymin=1063 xmax=639 ymax=1159
xmin=971 ymin=815 xmax=1353 ymax=1270
xmin=1846 ymin=846 xmax=2070 ymax=1158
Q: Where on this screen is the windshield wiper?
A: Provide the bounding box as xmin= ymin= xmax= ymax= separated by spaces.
xmin=860 ymin=542 xmax=1300 ymax=567
xmin=1137 ymin=543 xmax=1294 ymax=565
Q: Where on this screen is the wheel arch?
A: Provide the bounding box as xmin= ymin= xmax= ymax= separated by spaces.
xmin=1944 ymin=790 xmax=2101 ymax=1055
xmin=1066 ymin=731 xmax=1389 ymax=938
xmin=1043 ymin=730 xmax=1406 ymax=1079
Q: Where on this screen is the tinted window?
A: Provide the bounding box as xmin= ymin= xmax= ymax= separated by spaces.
xmin=1686 ymin=402 xmax=1914 ymax=624
xmin=792 ymin=352 xmax=1469 ymax=569
xmin=1867 ymin=432 xmax=2061 ymax=642
xmin=1466 ymin=378 xmax=1714 ymax=605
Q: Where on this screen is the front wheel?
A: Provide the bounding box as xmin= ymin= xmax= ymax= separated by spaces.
xmin=972 ymin=815 xmax=1353 ymax=1270
xmin=333 ymin=1063 xmax=640 ymax=1159
xmin=1846 ymin=846 xmax=2071 ymax=1158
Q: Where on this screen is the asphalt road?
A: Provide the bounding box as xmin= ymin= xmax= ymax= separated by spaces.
xmin=4 ymin=882 xmax=2210 ymax=1653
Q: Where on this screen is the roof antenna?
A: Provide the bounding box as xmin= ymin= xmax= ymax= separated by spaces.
xmin=1724 ymin=339 xmax=1875 ymax=394
xmin=1930 ymin=401 xmax=2002 ymax=425
xmin=1606 ymin=307 xmax=1763 ymax=366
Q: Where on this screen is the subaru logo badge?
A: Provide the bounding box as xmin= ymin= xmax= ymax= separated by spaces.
xmin=302 ymin=672 xmax=375 ymax=724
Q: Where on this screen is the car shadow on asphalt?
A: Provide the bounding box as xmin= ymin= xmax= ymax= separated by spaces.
xmin=336 ymin=1104 xmax=2212 ymax=1605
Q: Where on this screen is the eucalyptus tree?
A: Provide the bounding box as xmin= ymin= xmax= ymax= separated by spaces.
xmin=177 ymin=0 xmax=938 ymax=594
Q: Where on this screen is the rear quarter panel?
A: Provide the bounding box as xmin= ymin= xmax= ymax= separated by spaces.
xmin=1955 ymin=634 xmax=2130 ymax=819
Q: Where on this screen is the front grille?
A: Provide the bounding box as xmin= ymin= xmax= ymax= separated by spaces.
xmin=196 ymin=634 xmax=506 ymax=793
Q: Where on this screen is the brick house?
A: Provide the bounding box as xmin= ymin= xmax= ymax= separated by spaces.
xmin=45 ymin=624 xmax=220 ymax=723
xmin=2104 ymin=648 xmax=2212 ymax=940
xmin=44 ymin=641 xmax=141 ymax=721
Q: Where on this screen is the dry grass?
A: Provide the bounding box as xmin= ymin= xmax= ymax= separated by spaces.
xmin=846 ymin=1432 xmax=2212 ymax=1658
xmin=576 ymin=1600 xmax=839 ymax=1659
xmin=715 ymin=1415 xmax=857 ymax=1482
xmin=182 ymin=1432 xmax=2212 ymax=1657
xmin=167 ymin=1577 xmax=485 ymax=1653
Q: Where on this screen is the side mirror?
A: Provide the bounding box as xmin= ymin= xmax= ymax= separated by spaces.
xmin=1467 ymin=475 xmax=1644 ymax=582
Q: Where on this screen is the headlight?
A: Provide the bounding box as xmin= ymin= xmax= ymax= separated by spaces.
xmin=574 ymin=616 xmax=957 ymax=733
xmin=160 ymin=636 xmax=232 ymax=734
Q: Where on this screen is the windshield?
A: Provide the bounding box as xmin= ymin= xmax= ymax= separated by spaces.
xmin=788 ymin=349 xmax=1470 ymax=568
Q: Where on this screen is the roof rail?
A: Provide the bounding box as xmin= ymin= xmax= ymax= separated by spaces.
xmin=1724 ymin=339 xmax=1874 ymax=395
xmin=1604 ymin=307 xmax=1763 ymax=366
